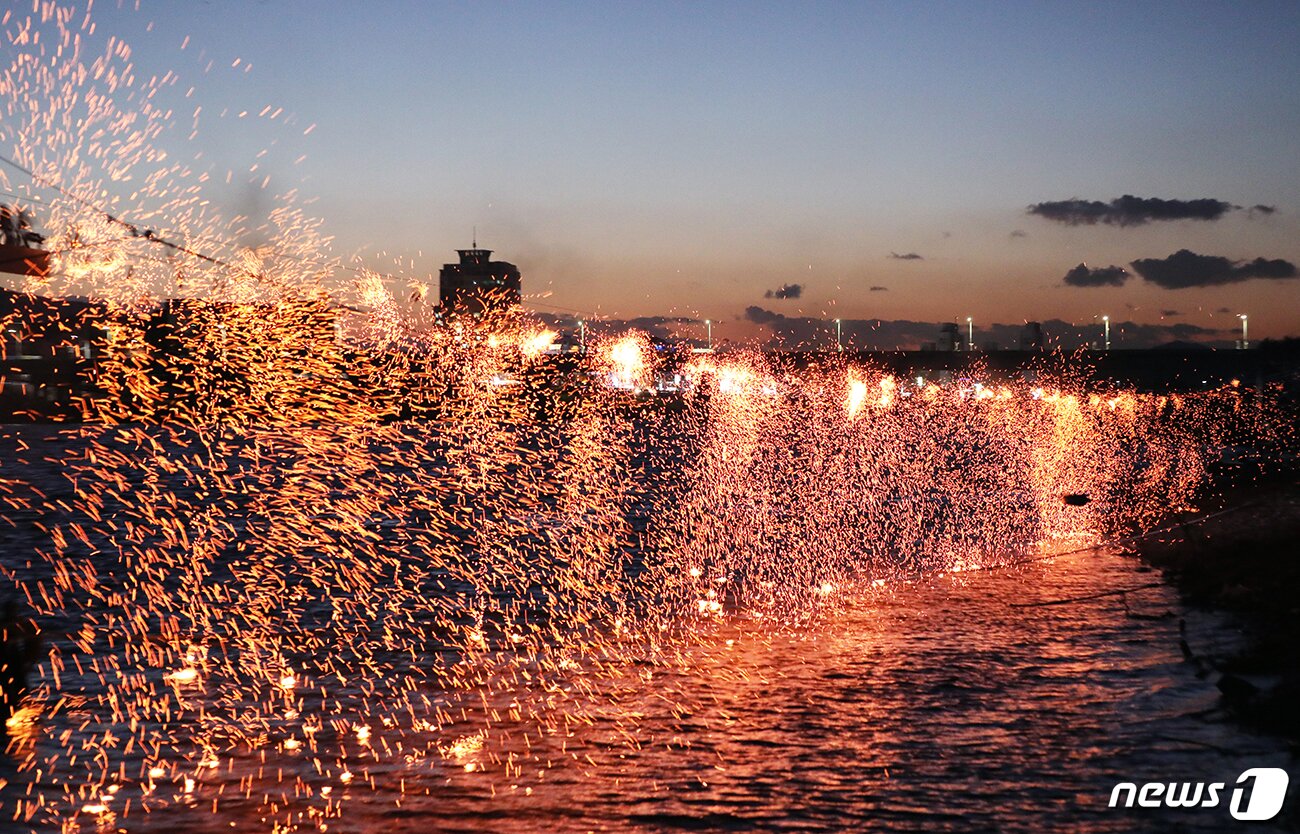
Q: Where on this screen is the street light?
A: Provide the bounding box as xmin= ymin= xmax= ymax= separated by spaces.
xmin=966 ymin=317 xmax=973 ymax=352
xmin=578 ymin=319 xmax=586 ymax=353
xmin=1239 ymin=314 xmax=1248 ymax=350
xmin=835 ymin=318 xmax=843 ymax=352
xmin=705 ymin=319 xmax=712 ymax=351
xmin=1102 ymin=315 xmax=1110 ymax=351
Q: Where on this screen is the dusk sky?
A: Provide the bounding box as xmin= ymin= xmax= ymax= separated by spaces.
xmin=19 ymin=2 xmax=1300 ymax=346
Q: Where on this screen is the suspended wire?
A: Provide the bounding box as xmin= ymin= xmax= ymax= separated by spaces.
xmin=0 ymin=153 xmax=607 ymax=322
xmin=0 ymin=190 xmax=50 ymax=206
xmin=0 ymin=152 xmax=427 ymax=307
xmin=522 ymin=298 xmax=598 ymax=319
xmin=0 ymin=151 xmax=251 ymax=273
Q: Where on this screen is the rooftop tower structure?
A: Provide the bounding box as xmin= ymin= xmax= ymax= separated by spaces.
xmin=437 ymin=239 xmax=521 ymax=321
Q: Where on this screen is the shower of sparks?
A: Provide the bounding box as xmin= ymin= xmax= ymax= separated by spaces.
xmin=0 ymin=4 xmax=1295 ymax=832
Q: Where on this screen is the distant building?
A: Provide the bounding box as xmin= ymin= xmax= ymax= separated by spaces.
xmin=437 ymin=243 xmax=521 ymax=321
xmin=937 ymin=322 xmax=962 ymax=352
xmin=1017 ymin=321 xmax=1044 ymax=351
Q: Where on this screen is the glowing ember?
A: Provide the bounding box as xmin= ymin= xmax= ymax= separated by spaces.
xmin=519 ymin=328 xmax=557 ymax=358
xmin=603 ymin=333 xmax=652 ymax=390
xmin=164 ymin=667 xmax=199 ymax=684
xmin=846 ymin=372 xmax=869 ymax=419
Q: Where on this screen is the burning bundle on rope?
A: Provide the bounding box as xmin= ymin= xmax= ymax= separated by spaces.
xmin=0 ymin=204 xmax=49 ymax=277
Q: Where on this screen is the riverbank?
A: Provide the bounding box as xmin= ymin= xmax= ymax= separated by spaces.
xmin=1133 ymin=474 xmax=1300 ymax=744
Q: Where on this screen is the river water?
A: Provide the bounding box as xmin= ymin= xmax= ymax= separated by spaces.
xmin=316 ymin=549 xmax=1289 ymax=834
xmin=0 ymin=421 xmax=1293 ymax=832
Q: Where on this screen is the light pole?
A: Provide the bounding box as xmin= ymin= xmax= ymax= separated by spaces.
xmin=835 ymin=319 xmax=843 ymax=352
xmin=1102 ymin=315 xmax=1110 ymax=351
xmin=705 ymin=319 xmax=712 ymax=351
xmin=1239 ymin=314 xmax=1248 ymax=349
xmin=966 ymin=317 xmax=973 ymax=352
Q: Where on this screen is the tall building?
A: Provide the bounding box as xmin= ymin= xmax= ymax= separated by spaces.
xmin=937 ymin=322 xmax=962 ymax=352
xmin=437 ymin=243 xmax=521 ymax=320
xmin=1017 ymin=322 xmax=1044 ymax=351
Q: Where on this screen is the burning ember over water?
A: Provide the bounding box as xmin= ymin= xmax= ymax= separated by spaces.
xmin=0 ymin=4 xmax=1294 ymax=832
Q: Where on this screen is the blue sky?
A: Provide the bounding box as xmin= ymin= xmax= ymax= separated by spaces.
xmin=8 ymin=1 xmax=1300 ymax=344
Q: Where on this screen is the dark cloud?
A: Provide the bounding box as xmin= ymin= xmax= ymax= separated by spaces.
xmin=1009 ymin=230 xmax=1027 ymax=239
xmin=1249 ymin=204 xmax=1278 ymax=217
xmin=532 ymin=312 xmax=699 ymax=341
xmin=533 ymin=309 xmax=1231 ymax=351
xmin=743 ymin=306 xmax=784 ymax=326
xmin=1129 ymin=249 xmax=1298 ymax=289
xmin=1216 ymin=307 xmax=1232 ymax=314
xmin=1065 ymin=318 xmax=1224 ymax=348
xmin=889 ymin=252 xmax=924 ymax=260
xmin=1062 ymin=263 xmax=1129 ymax=288
xmin=742 ymin=310 xmax=1229 ymax=351
xmin=1160 ymin=309 xmax=1180 ymax=317
xmin=869 ymin=285 xmax=888 ymax=292
xmin=1006 ymin=318 xmax=1228 ymax=349
xmin=764 ymin=283 xmax=803 ymax=300
xmin=625 ymin=315 xmax=700 ymax=333
xmin=747 ymin=312 xmax=945 ymax=350
xmin=1028 ymin=195 xmax=1237 ymax=226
